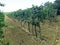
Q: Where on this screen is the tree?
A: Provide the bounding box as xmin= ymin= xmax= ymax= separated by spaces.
xmin=0 ymin=3 xmax=4 ymax=6
xmin=54 ymin=0 xmax=60 ymax=15
xmin=32 ymin=5 xmax=42 ymax=38
xmin=43 ymin=2 xmax=57 ymax=22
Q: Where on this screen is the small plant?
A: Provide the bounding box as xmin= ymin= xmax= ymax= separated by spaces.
xmin=7 ymin=25 xmax=15 ymax=29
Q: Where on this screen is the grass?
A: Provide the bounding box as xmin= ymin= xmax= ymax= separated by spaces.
xmin=3 ymin=15 xmax=60 ymax=45
xmin=7 ymin=25 xmax=15 ymax=29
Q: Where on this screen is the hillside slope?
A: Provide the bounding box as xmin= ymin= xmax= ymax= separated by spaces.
xmin=4 ymin=15 xmax=60 ymax=45
xmin=4 ymin=16 xmax=41 ymax=45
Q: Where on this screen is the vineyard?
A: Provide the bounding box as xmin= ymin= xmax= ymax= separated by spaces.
xmin=4 ymin=13 xmax=60 ymax=45
xmin=7 ymin=1 xmax=57 ymax=39
xmin=0 ymin=0 xmax=60 ymax=45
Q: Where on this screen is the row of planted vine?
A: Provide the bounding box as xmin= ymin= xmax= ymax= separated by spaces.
xmin=7 ymin=2 xmax=57 ymax=38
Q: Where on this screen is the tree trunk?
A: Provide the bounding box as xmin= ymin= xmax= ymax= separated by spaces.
xmin=21 ymin=20 xmax=22 ymax=27
xmin=24 ymin=21 xmax=26 ymax=28
xmin=39 ymin=23 xmax=42 ymax=39
xmin=34 ymin=24 xmax=37 ymax=38
xmin=28 ymin=22 xmax=30 ymax=32
xmin=32 ymin=24 xmax=34 ymax=36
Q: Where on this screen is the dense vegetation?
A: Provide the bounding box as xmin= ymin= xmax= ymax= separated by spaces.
xmin=0 ymin=0 xmax=60 ymax=45
xmin=0 ymin=12 xmax=4 ymax=45
xmin=7 ymin=2 xmax=57 ymax=39
xmin=0 ymin=3 xmax=9 ymax=45
xmin=8 ymin=2 xmax=57 ymax=23
xmin=54 ymin=0 xmax=60 ymax=15
xmin=0 ymin=0 xmax=59 ymax=45
xmin=0 ymin=3 xmax=5 ymax=45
